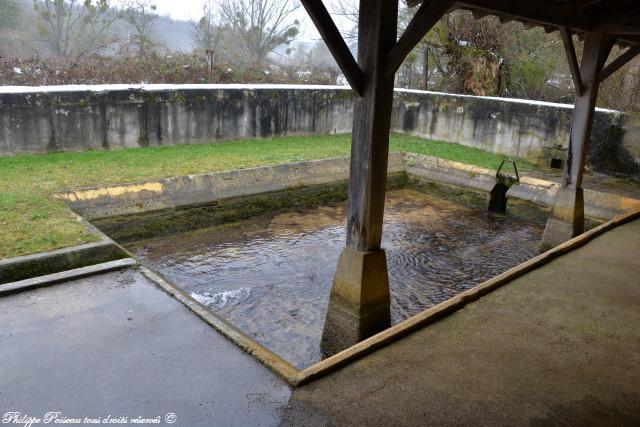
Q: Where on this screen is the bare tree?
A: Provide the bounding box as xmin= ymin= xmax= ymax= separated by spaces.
xmin=219 ymin=0 xmax=300 ymax=65
xmin=194 ymin=0 xmax=222 ymax=52
xmin=332 ymin=0 xmax=358 ymax=41
xmin=122 ymin=0 xmax=158 ymax=56
xmin=33 ymin=0 xmax=117 ymax=58
xmin=194 ymin=0 xmax=223 ymax=82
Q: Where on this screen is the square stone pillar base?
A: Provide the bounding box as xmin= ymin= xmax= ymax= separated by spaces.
xmin=321 ymin=247 xmax=391 ymax=357
xmin=542 ymin=187 xmax=584 ymax=248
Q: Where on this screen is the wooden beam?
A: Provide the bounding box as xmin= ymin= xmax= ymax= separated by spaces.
xmin=471 ymin=10 xmax=490 ymax=19
xmin=416 ymin=0 xmax=640 ymax=40
xmin=563 ymin=32 xmax=612 ymax=189
xmin=592 ymin=6 xmax=640 ymax=36
xmin=455 ymin=0 xmax=592 ymax=31
xmin=599 ymin=43 xmax=640 ymax=82
xmin=300 ymin=0 xmax=365 ymax=96
xmin=600 ymin=35 xmax=617 ymax=69
xmin=385 ymin=0 xmax=455 ymax=76
xmin=575 ymin=0 xmax=606 ymax=10
xmin=560 ymin=27 xmax=584 ymax=97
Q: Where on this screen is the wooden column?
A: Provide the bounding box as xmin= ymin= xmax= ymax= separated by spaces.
xmin=321 ymin=0 xmax=399 ymax=356
xmin=542 ymin=32 xmax=612 ymax=247
xmin=346 ymin=1 xmax=399 ymax=252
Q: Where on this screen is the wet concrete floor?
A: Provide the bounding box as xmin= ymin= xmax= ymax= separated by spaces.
xmin=281 ymin=217 xmax=640 ymax=426
xmin=0 ymin=269 xmax=291 ymax=426
xmin=127 ymin=189 xmax=546 ymax=369
xmin=1 ymin=218 xmax=638 ymax=426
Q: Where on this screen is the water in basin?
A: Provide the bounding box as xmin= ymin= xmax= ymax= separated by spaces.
xmin=127 ymin=188 xmax=545 ymax=369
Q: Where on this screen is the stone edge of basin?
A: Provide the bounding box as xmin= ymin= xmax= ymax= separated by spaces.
xmin=0 ymin=258 xmax=137 ymax=296
xmin=139 ymin=265 xmax=301 ymax=384
xmin=4 ymin=153 xmax=637 ymax=295
xmin=0 ymin=210 xmax=131 ymax=286
xmin=3 ymin=153 xmax=639 ymax=385
xmin=402 ymin=152 xmax=640 ymax=220
xmin=0 ymin=239 xmax=130 ymax=286
xmin=137 ymin=204 xmax=640 ymax=387
xmin=55 ymin=152 xmax=640 ymax=222
xmin=53 ymin=154 xmax=406 ymax=220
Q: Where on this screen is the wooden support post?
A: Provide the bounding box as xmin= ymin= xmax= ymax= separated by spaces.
xmin=321 ymin=0 xmax=399 ymax=356
xmin=542 ymin=32 xmax=612 ymax=248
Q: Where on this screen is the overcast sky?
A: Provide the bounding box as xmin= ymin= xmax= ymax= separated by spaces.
xmin=138 ymin=0 xmax=353 ymax=42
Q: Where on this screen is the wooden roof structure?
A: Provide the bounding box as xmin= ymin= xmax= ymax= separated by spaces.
xmin=408 ymin=0 xmax=640 ymax=46
xmin=397 ymin=1 xmax=640 ymax=98
xmin=301 ymin=0 xmax=640 ymax=355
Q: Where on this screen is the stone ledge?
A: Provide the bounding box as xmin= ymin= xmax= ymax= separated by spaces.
xmin=56 ymin=154 xmax=406 ymax=220
xmin=402 ymin=152 xmax=640 ymax=220
xmin=0 ymin=258 xmax=137 ymax=296
xmin=0 ymin=240 xmax=129 ymax=285
xmin=9 ymin=154 xmax=637 ymax=286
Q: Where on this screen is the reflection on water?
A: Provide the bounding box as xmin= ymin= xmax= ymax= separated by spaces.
xmin=128 ymin=189 xmax=545 ymax=369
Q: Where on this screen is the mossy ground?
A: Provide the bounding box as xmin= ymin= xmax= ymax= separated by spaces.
xmin=0 ymin=133 xmax=536 ymax=259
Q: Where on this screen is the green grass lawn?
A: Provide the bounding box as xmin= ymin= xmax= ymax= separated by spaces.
xmin=0 ymin=133 xmax=535 ymax=259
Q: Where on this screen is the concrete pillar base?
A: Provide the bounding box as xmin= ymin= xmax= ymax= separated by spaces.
xmin=321 ymin=247 xmax=391 ymax=357
xmin=542 ymin=187 xmax=585 ymax=248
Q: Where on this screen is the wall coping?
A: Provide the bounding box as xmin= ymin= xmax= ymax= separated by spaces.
xmin=395 ymin=88 xmax=619 ymax=113
xmin=0 ymin=83 xmax=353 ymax=94
xmin=0 ymin=83 xmax=620 ymax=114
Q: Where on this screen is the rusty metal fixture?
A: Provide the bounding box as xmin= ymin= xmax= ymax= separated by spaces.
xmin=489 ymin=159 xmax=519 ymax=213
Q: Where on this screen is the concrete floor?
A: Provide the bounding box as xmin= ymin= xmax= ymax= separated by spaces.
xmin=281 ymin=218 xmax=640 ymax=425
xmin=0 ymin=269 xmax=291 ymax=426
xmin=1 ymin=219 xmax=639 ymax=426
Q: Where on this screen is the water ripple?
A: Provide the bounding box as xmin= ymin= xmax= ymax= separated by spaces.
xmin=129 ymin=189 xmax=545 ymax=369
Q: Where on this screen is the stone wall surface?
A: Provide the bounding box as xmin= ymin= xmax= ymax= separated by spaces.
xmin=0 ymin=84 xmax=353 ymax=154
xmin=0 ymin=84 xmax=638 ymax=177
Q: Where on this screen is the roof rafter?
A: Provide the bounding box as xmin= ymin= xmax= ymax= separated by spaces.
xmin=299 ymin=0 xmax=365 ymax=96
xmin=386 ymin=0 xmax=456 ymax=76
xmin=599 ymin=44 xmax=640 ymax=82
xmin=560 ymin=27 xmax=584 ymax=96
xmin=454 ymin=0 xmax=592 ymax=31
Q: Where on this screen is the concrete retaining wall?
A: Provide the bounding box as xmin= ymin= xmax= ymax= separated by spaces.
xmin=1 ymin=84 xmax=639 ymax=177
xmin=58 ymin=153 xmax=640 ymax=224
xmin=394 ymin=91 xmax=640 ymax=178
xmin=0 ymin=240 xmax=128 ymax=284
xmin=0 ymin=85 xmax=354 ymax=154
xmin=403 ymin=152 xmax=640 ymax=220
xmin=391 ymin=90 xmax=617 ymax=169
xmin=57 ymin=154 xmax=406 ymax=219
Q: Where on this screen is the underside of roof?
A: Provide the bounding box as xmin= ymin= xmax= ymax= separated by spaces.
xmin=407 ymin=0 xmax=640 ymax=47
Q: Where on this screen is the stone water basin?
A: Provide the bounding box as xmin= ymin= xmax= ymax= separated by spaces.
xmin=127 ymin=188 xmax=546 ymax=369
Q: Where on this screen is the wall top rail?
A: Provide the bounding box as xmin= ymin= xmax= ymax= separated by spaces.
xmin=0 ymin=84 xmax=621 ymax=114
xmin=394 ymin=88 xmax=619 ymax=113
xmin=0 ymin=83 xmax=354 ymax=95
